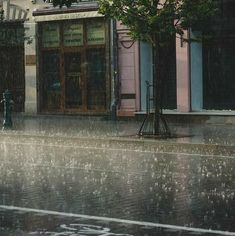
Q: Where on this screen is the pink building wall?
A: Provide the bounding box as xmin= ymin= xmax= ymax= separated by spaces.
xmin=176 ymin=32 xmax=191 ymax=112
xmin=116 ymin=22 xmax=140 ymax=116
xmin=116 ymin=23 xmax=191 ymax=116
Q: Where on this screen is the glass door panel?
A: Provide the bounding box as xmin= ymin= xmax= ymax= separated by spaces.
xmin=42 ymin=52 xmax=61 ymax=110
xmin=87 ymin=48 xmax=106 ymax=110
xmin=64 ymin=53 xmax=82 ymax=108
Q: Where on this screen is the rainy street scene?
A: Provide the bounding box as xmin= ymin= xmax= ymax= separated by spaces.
xmin=1 ymin=0 xmax=235 ymax=235
xmin=0 ymin=116 xmax=234 ymax=236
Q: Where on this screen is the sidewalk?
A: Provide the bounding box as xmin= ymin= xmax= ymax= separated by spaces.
xmin=0 ymin=114 xmax=234 ymax=156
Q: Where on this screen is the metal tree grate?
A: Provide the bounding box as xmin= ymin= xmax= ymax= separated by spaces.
xmin=138 ymin=81 xmax=171 ymax=137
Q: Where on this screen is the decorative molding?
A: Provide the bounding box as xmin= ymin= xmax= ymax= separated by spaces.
xmin=33 ymin=10 xmax=103 ymax=22
xmin=2 ymin=0 xmax=28 ymax=21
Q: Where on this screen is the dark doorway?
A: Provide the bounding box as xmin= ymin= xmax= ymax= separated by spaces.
xmin=0 ymin=22 xmax=25 ymax=112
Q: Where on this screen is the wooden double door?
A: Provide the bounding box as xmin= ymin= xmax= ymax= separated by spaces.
xmin=41 ymin=48 xmax=107 ymax=113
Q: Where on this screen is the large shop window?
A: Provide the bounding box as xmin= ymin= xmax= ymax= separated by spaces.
xmin=64 ymin=52 xmax=82 ymax=108
xmin=87 ymin=48 xmax=106 ymax=109
xmin=39 ymin=19 xmax=109 ymax=113
xmin=203 ymin=1 xmax=235 ymax=110
xmin=203 ymin=39 xmax=235 ymax=110
xmin=42 ymin=51 xmax=61 ymax=110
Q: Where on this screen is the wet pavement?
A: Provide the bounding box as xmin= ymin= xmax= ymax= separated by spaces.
xmin=0 ymin=115 xmax=234 ymax=235
xmin=5 ymin=115 xmax=235 ymax=146
xmin=1 ymin=115 xmax=234 ymax=157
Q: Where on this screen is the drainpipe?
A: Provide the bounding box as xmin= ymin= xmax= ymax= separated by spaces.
xmin=188 ymin=29 xmax=192 ymax=112
xmin=111 ymin=20 xmax=119 ymax=121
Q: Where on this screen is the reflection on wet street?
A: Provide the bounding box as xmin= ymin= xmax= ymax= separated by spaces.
xmin=0 ymin=137 xmax=234 ymax=235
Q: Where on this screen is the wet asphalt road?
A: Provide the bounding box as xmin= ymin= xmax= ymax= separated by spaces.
xmin=0 ymin=135 xmax=234 ymax=236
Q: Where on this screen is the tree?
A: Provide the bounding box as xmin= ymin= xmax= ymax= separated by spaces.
xmin=99 ymin=0 xmax=216 ymax=136
xmin=45 ymin=0 xmax=77 ymax=8
xmin=46 ymin=0 xmax=216 ymax=136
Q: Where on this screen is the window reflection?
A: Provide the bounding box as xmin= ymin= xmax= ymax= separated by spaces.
xmin=42 ymin=52 xmax=61 ymax=109
xmin=65 ymin=53 xmax=82 ymax=108
xmin=87 ymin=48 xmax=106 ymax=109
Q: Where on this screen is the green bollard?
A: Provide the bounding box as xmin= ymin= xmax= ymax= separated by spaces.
xmin=1 ymin=90 xmax=14 ymax=129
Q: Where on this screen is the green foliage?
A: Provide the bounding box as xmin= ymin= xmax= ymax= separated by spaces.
xmin=98 ymin=0 xmax=217 ymax=135
xmin=98 ymin=0 xmax=217 ymax=45
xmin=43 ymin=0 xmax=78 ymax=8
xmin=46 ymin=0 xmax=216 ymax=43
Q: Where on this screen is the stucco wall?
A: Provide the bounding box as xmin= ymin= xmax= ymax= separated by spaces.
xmin=116 ymin=22 xmax=140 ymax=116
xmin=176 ymin=32 xmax=191 ymax=112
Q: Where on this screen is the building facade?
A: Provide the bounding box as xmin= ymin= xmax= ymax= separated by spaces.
xmin=135 ymin=0 xmax=235 ymax=114
xmin=0 ymin=0 xmax=235 ymax=116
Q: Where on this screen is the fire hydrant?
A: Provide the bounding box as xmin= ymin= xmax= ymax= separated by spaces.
xmin=1 ymin=90 xmax=14 ymax=129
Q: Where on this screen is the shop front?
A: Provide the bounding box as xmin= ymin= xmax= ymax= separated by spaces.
xmin=34 ymin=10 xmax=110 ymax=114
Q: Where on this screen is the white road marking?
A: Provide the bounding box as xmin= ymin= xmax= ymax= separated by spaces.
xmin=0 ymin=205 xmax=235 ymax=235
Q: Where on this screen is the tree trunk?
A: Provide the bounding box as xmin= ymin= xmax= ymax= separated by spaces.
xmin=153 ymin=42 xmax=162 ymax=135
xmin=153 ymin=38 xmax=171 ymax=136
